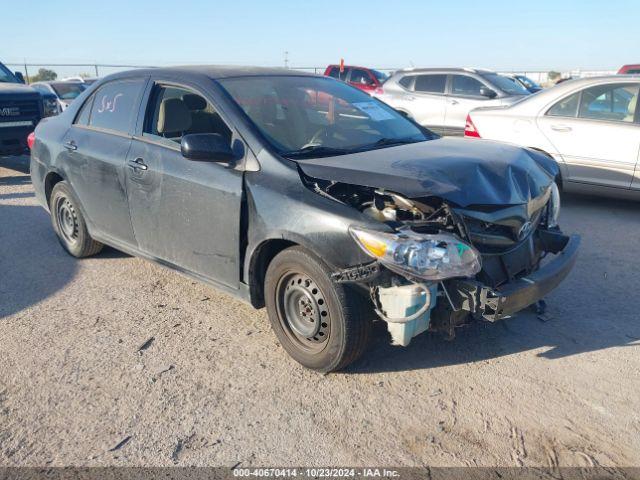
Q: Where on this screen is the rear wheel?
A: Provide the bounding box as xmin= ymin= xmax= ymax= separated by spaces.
xmin=50 ymin=181 xmax=103 ymax=258
xmin=264 ymin=247 xmax=372 ymax=372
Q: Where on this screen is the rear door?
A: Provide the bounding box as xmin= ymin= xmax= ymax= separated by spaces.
xmin=124 ymin=79 xmax=244 ymax=288
xmin=444 ymin=74 xmax=496 ymax=135
xmin=409 ymin=73 xmax=447 ymax=134
xmin=60 ymin=78 xmax=147 ymax=246
xmin=538 ymin=82 xmax=640 ymax=189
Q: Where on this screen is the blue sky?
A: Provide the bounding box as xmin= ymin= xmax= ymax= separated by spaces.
xmin=2 ymin=0 xmax=638 ymax=76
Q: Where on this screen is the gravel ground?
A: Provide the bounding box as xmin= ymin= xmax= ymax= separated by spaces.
xmin=1 ymin=155 xmax=639 ymax=468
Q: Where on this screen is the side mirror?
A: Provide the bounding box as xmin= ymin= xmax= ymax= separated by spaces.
xmin=181 ymin=133 xmax=236 ymax=162
xmin=14 ymin=72 xmax=25 ymax=84
xmin=479 ymin=87 xmax=497 ymax=99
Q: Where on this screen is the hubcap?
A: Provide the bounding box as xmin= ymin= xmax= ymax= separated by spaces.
xmin=277 ymin=272 xmax=330 ymax=351
xmin=56 ymin=196 xmax=79 ymax=245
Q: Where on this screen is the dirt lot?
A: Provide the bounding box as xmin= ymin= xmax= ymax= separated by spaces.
xmin=0 ymin=155 xmax=639 ymax=468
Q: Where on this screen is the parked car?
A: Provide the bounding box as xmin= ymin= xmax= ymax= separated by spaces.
xmin=465 ymin=76 xmax=640 ymax=198
xmin=618 ymin=64 xmax=640 ymax=74
xmin=30 ymin=66 xmax=579 ymax=372
xmin=61 ymin=76 xmax=99 ymax=85
xmin=0 ymin=61 xmax=58 ymax=156
xmin=31 ymin=81 xmax=87 ymax=111
xmin=502 ymin=73 xmax=543 ymax=93
xmin=374 ymin=68 xmax=530 ymax=136
xmin=324 ymin=65 xmax=388 ymax=95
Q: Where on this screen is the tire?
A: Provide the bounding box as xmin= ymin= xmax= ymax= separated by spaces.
xmin=264 ymin=246 xmax=372 ymax=373
xmin=49 ymin=181 xmax=103 ymax=258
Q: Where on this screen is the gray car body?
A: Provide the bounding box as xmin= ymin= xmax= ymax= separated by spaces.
xmin=30 ymin=67 xmax=383 ymax=307
xmin=375 ymin=68 xmax=527 ymax=136
xmin=30 ymin=66 xmax=575 ymax=320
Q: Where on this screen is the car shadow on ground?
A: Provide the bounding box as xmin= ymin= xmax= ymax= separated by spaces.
xmin=0 ymin=204 xmax=78 ymax=319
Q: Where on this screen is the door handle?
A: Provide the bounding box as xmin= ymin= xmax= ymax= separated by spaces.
xmin=550 ymin=124 xmax=572 ymax=132
xmin=63 ymin=140 xmax=77 ymax=151
xmin=128 ymin=157 xmax=148 ymax=171
xmin=405 ymin=96 xmax=415 ymax=101
xmin=448 ymin=99 xmax=459 ymax=105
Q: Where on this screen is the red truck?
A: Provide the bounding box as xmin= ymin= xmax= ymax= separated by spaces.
xmin=618 ymin=64 xmax=640 ymax=74
xmin=324 ymin=65 xmax=388 ymax=95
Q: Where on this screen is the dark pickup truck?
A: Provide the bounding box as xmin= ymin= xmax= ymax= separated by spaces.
xmin=0 ymin=62 xmax=58 ymax=155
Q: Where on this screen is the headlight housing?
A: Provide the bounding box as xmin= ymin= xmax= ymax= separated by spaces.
xmin=349 ymin=226 xmax=481 ymax=281
xmin=548 ymin=181 xmax=561 ymax=227
xmin=42 ymin=97 xmax=59 ymax=117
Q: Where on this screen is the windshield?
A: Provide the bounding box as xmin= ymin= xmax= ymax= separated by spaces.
xmin=0 ymin=63 xmax=18 ymax=83
xmin=483 ymin=73 xmax=529 ymax=96
xmin=51 ymin=82 xmax=86 ymax=100
xmin=219 ymin=75 xmax=431 ymax=157
xmin=515 ymin=75 xmax=541 ymax=90
xmin=371 ymin=70 xmax=388 ymax=82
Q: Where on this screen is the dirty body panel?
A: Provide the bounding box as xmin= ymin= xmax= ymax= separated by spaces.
xmin=30 ymin=66 xmax=579 ymax=368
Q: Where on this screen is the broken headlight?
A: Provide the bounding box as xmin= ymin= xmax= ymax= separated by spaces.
xmin=548 ymin=182 xmax=561 ymax=228
xmin=349 ymin=226 xmax=481 ymax=281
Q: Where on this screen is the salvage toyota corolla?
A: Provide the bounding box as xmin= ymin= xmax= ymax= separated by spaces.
xmin=30 ymin=66 xmax=580 ymax=372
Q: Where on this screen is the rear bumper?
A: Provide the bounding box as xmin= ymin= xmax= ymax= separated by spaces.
xmin=447 ymin=232 xmax=580 ymax=321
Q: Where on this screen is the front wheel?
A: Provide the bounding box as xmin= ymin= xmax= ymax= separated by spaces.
xmin=264 ymin=247 xmax=372 ymax=372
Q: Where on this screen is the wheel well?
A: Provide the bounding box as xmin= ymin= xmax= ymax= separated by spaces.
xmin=44 ymin=172 xmax=64 ymax=207
xmin=248 ymin=239 xmax=297 ymax=308
xmin=529 ymin=147 xmax=563 ymax=189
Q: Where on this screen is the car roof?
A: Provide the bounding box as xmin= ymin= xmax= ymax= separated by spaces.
xmin=326 ymin=64 xmax=377 ymax=71
xmin=485 ymin=75 xmax=640 ymax=115
xmin=393 ymin=67 xmax=496 ymax=75
xmin=105 ymin=65 xmax=318 ymax=81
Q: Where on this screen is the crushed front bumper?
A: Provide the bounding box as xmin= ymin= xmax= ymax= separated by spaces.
xmin=446 ymin=232 xmax=580 ymax=321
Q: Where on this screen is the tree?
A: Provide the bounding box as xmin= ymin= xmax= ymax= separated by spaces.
xmin=548 ymin=71 xmax=561 ymax=82
xmin=29 ymin=68 xmax=58 ymax=83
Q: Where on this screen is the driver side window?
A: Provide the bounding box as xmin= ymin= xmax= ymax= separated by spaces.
xmin=144 ymin=85 xmax=232 ymax=144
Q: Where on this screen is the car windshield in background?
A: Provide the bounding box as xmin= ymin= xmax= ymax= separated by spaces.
xmin=219 ymin=75 xmax=431 ymax=158
xmin=372 ymin=70 xmax=388 ymax=82
xmin=51 ymin=82 xmax=86 ymax=100
xmin=483 ymin=73 xmax=530 ymax=95
xmin=516 ymin=75 xmax=541 ymax=90
xmin=0 ymin=64 xmax=18 ymax=83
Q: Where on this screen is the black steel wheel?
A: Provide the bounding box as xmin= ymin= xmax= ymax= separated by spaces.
xmin=265 ymin=246 xmax=372 ymax=372
xmin=50 ymin=181 xmax=103 ymax=258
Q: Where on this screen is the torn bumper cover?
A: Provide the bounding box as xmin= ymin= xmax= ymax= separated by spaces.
xmin=446 ymin=232 xmax=580 ymax=321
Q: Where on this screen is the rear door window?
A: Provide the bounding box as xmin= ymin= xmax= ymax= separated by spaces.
xmin=450 ymin=75 xmax=484 ymax=97
xmin=578 ymin=84 xmax=639 ymax=123
xmin=88 ymin=79 xmax=145 ymax=134
xmin=327 ymin=67 xmax=339 ymax=78
xmin=74 ymin=94 xmax=95 ymax=125
xmin=547 ymin=92 xmax=580 ymax=117
xmin=414 ymin=74 xmax=447 ymax=94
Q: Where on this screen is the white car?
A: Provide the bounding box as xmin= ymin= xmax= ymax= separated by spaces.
xmin=30 ymin=81 xmax=87 ymax=111
xmin=466 ymin=76 xmax=640 ymax=198
xmin=374 ymin=68 xmax=530 ymax=136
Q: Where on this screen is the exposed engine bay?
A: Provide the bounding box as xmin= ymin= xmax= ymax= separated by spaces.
xmin=302 ymin=172 xmax=578 ymax=346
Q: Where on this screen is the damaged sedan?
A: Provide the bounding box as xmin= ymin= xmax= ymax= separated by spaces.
xmin=30 ymin=66 xmax=580 ymax=372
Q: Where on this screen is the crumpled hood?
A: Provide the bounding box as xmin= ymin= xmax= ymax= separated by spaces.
xmin=297 ymin=137 xmax=558 ymax=207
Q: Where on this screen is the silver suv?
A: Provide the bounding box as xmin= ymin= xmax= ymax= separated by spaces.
xmin=374 ymin=68 xmax=530 ymax=136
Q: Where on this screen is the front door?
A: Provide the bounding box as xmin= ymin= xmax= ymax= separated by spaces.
xmin=125 ymin=82 xmax=244 ymax=288
xmin=538 ymin=83 xmax=640 ymax=189
xmin=444 ymin=74 xmax=495 ymax=136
